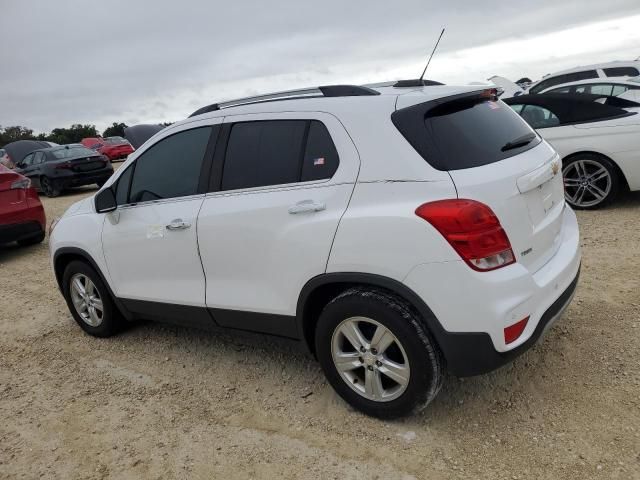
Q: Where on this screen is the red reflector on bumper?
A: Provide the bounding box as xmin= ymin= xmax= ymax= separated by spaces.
xmin=504 ymin=316 xmax=529 ymax=344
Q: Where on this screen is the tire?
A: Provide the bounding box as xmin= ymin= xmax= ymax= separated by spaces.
xmin=17 ymin=231 xmax=45 ymax=246
xmin=562 ymin=154 xmax=621 ymax=210
xmin=62 ymin=260 xmax=123 ymax=337
xmin=315 ymin=287 xmax=444 ymax=419
xmin=40 ymin=176 xmax=61 ymax=198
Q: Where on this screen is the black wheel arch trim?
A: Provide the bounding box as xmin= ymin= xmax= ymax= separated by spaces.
xmin=296 ymin=272 xmax=451 ymax=354
xmin=52 ymin=247 xmax=134 ymax=321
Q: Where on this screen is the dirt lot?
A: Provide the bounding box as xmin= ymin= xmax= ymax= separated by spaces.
xmin=1 ymin=185 xmax=639 ymax=480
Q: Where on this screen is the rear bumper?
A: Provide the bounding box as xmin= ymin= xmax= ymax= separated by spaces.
xmin=435 ymin=267 xmax=579 ymax=376
xmin=0 ymin=221 xmax=44 ymax=244
xmin=404 ymin=205 xmax=581 ymax=376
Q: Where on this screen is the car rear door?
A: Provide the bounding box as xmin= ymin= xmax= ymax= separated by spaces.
xmin=196 ymin=113 xmax=359 ymax=337
xmin=101 ymin=121 xmax=220 ymax=319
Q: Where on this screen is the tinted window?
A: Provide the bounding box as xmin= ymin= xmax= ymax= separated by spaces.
xmin=33 ymin=152 xmax=46 ymax=164
xmin=519 ymin=105 xmax=560 ymax=129
xmin=51 ymin=146 xmax=97 ymax=160
xmin=21 ymin=153 xmax=34 ymax=166
xmin=530 ymin=70 xmax=598 ymax=94
xmin=129 ymin=127 xmax=211 ymax=203
xmin=115 ymin=164 xmax=133 ymax=205
xmin=222 ymin=121 xmax=307 ymax=190
xmin=413 ymin=99 xmax=539 ymax=170
xmin=604 ymin=67 xmax=639 ymax=77
xmin=612 ymin=85 xmax=629 ymax=96
xmin=301 ymin=121 xmax=339 ymax=182
xmin=548 ymin=86 xmax=571 ymax=94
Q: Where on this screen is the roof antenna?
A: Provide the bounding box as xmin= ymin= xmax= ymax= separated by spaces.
xmin=419 ymin=28 xmax=445 ymax=85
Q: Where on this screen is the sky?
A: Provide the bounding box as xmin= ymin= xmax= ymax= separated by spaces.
xmin=1 ymin=0 xmax=640 ymax=133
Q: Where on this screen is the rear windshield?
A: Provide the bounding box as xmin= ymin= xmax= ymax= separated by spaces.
xmin=51 ymin=146 xmax=97 ymax=159
xmin=396 ymin=97 xmax=540 ymax=171
xmin=104 ymin=137 xmax=128 ymax=145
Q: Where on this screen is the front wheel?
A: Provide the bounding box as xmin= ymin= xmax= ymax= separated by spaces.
xmin=62 ymin=261 xmax=123 ymax=337
xmin=562 ymin=154 xmax=621 ymax=209
xmin=315 ymin=288 xmax=444 ymax=419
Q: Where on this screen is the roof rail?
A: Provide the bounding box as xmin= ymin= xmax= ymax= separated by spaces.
xmin=188 ymin=84 xmax=380 ymax=118
xmin=363 ymin=79 xmax=444 ymax=88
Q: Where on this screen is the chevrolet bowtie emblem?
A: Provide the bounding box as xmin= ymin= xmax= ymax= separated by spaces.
xmin=551 ymin=161 xmax=560 ymax=176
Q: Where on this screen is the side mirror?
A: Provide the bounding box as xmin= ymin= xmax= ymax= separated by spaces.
xmin=95 ymin=187 xmax=117 ymax=213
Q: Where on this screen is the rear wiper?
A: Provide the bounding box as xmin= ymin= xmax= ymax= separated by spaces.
xmin=501 ymin=132 xmax=537 ymax=152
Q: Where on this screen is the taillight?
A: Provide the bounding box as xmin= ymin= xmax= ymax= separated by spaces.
xmin=415 ymin=199 xmax=515 ymax=271
xmin=10 ymin=178 xmax=31 ymax=189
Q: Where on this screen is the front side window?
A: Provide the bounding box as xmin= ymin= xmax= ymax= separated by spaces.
xmin=33 ymin=152 xmax=46 ymax=164
xmin=128 ymin=127 xmax=211 ymax=203
xmin=221 ymin=120 xmax=339 ymax=191
xmin=22 ymin=153 xmax=34 ymax=166
xmin=531 ymin=70 xmax=598 ymax=94
xmin=115 ymin=164 xmax=133 ymax=205
xmin=519 ymin=105 xmax=560 ymax=129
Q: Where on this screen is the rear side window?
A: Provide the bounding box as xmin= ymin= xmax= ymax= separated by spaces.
xmin=221 ymin=120 xmax=339 ymax=190
xmin=393 ymin=96 xmax=540 ymax=171
xmin=129 ymin=127 xmax=211 ymax=203
xmin=301 ymin=121 xmax=339 ymax=182
xmin=604 ymin=67 xmax=639 ymax=77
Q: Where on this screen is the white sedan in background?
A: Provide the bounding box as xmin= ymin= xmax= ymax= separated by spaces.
xmin=505 ymin=93 xmax=640 ymax=209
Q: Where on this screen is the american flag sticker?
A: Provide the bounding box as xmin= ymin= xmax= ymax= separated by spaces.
xmin=313 ymin=157 xmax=325 ymax=166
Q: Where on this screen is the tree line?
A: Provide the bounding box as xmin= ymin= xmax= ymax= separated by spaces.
xmin=0 ymin=121 xmax=172 ymax=148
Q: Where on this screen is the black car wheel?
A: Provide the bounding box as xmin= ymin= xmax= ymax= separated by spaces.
xmin=40 ymin=176 xmax=61 ymax=198
xmin=315 ymin=287 xmax=444 ymax=419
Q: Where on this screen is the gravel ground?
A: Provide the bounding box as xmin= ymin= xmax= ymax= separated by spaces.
xmin=1 ymin=184 xmax=639 ymax=479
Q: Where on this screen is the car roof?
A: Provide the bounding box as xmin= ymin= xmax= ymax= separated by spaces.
xmin=182 ymin=83 xmax=487 ymax=125
xmin=539 ymin=60 xmax=640 ymax=78
xmin=504 ymin=93 xmax=635 ymax=124
xmin=539 ymin=76 xmax=640 ymax=92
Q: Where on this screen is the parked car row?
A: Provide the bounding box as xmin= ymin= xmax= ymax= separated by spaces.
xmin=81 ymin=136 xmax=134 ymax=161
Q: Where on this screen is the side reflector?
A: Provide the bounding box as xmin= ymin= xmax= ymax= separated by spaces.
xmin=504 ymin=316 xmax=529 ymax=344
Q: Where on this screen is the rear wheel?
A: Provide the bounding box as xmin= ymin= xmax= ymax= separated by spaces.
xmin=40 ymin=176 xmax=61 ymax=198
xmin=62 ymin=261 xmax=123 ymax=337
xmin=562 ymin=154 xmax=621 ymax=209
xmin=315 ymin=288 xmax=444 ymax=418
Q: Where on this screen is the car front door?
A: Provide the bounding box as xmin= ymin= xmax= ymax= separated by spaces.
xmin=197 ymin=113 xmax=359 ymax=337
xmin=101 ymin=121 xmax=221 ymax=321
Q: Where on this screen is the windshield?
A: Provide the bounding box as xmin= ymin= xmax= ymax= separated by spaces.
xmin=51 ymin=146 xmax=98 ymax=160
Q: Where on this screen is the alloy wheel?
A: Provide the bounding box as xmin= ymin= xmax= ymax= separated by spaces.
xmin=563 ymin=160 xmax=612 ymax=208
xmin=331 ymin=317 xmax=410 ymax=402
xmin=70 ymin=273 xmax=104 ymax=327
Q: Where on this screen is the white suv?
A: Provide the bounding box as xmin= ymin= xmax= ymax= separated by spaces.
xmin=49 ymin=82 xmax=581 ymax=418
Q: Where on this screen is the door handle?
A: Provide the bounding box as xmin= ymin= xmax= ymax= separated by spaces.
xmin=166 ymin=219 xmax=191 ymax=230
xmin=288 ymin=200 xmax=326 ymax=214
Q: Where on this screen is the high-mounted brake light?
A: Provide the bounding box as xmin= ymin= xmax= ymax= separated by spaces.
xmin=480 ymin=88 xmax=499 ymax=100
xmin=415 ymin=199 xmax=515 ymax=271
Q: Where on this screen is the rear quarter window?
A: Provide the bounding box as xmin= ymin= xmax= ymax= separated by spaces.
xmin=393 ymin=94 xmax=541 ymax=171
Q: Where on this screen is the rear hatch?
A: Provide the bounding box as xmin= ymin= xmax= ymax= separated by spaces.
xmin=393 ymin=90 xmax=566 ymax=273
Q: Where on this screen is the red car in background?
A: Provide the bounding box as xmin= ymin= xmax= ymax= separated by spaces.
xmin=81 ymin=136 xmax=134 ymax=161
xmin=0 ymin=165 xmax=46 ymax=246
